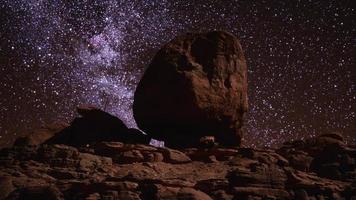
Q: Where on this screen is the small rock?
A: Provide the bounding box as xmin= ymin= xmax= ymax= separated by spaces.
xmin=232 ymin=187 xmax=290 ymax=199
xmin=0 ymin=176 xmax=15 ymax=199
xmin=101 ymin=190 xmax=118 ymax=200
xmin=145 ymin=152 xmax=164 ymax=162
xmin=94 ymin=142 xmax=125 ymax=156
xmin=195 ymin=179 xmax=229 ymax=193
xmin=78 ymin=152 xmax=112 ymax=172
xmin=48 ymin=169 xmax=78 ymax=180
xmin=161 ymin=148 xmax=191 ymax=164
xmin=210 ymin=190 xmax=233 ymax=200
xmin=100 ymin=181 xmax=139 ymax=191
xmin=177 ymin=187 xmax=213 ymax=200
xmin=114 ymin=150 xmax=145 ymax=164
xmin=117 ymin=191 xmax=141 ymax=200
xmin=85 ymin=193 xmax=101 ymax=200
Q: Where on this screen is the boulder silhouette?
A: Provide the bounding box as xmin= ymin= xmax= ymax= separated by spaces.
xmin=133 ymin=31 xmax=248 ymax=147
xmin=45 ymin=106 xmax=150 ymax=146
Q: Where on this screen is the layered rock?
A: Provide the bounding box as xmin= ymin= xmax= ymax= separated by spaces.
xmin=133 ymin=31 xmax=248 ymax=147
xmin=277 ymin=132 xmax=356 ymax=182
xmin=0 ymin=133 xmax=355 ymax=200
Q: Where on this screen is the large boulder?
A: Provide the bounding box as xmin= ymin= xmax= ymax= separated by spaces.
xmin=133 ymin=31 xmax=248 ymax=147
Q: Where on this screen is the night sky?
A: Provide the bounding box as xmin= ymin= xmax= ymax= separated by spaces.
xmin=0 ymin=0 xmax=355 ymax=148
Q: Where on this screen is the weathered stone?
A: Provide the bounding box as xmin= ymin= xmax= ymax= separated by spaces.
xmin=9 ymin=186 xmax=63 ymax=200
xmin=114 ymin=150 xmax=145 ymax=164
xmin=185 ymin=148 xmax=238 ymax=162
xmin=100 ymin=181 xmax=139 ymax=191
xmin=232 ymin=187 xmax=290 ymax=199
xmin=133 ymin=31 xmax=248 ymax=147
xmin=210 ymin=190 xmax=233 ymax=200
xmin=117 ymin=191 xmax=141 ymax=200
xmin=195 ymin=179 xmax=229 ymax=193
xmin=177 ymin=187 xmax=213 ymax=200
xmin=144 ymin=152 xmax=164 ymax=162
xmin=1 ymin=135 xmax=354 ymax=200
xmin=48 ymin=169 xmax=79 ymax=180
xmin=0 ymin=176 xmax=15 ymax=199
xmin=227 ymin=164 xmax=287 ymax=189
xmin=13 ymin=122 xmax=68 ymax=146
xmin=78 ymin=152 xmax=112 ymax=172
xmin=161 ymin=148 xmax=191 ymax=164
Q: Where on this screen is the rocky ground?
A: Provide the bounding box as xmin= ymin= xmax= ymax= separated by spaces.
xmin=0 ymin=132 xmax=355 ymax=200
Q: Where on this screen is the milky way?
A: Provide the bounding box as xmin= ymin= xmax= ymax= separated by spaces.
xmin=0 ymin=0 xmax=355 ymax=147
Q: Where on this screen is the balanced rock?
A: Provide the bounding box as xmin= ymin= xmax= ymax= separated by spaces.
xmin=133 ymin=31 xmax=248 ymax=147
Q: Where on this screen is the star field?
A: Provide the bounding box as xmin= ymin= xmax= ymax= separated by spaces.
xmin=0 ymin=0 xmax=355 ymax=148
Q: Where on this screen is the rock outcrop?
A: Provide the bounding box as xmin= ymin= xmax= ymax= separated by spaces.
xmin=15 ymin=106 xmax=150 ymax=147
xmin=13 ymin=122 xmax=68 ymax=146
xmin=50 ymin=106 xmax=151 ymax=146
xmin=133 ymin=31 xmax=248 ymax=148
xmin=1 ymin=134 xmax=355 ymax=199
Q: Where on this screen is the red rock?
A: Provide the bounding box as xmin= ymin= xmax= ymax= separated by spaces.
xmin=154 ymin=184 xmax=180 ymax=199
xmin=195 ymin=179 xmax=229 ymax=192
xmin=185 ymin=148 xmax=238 ymax=161
xmin=0 ymin=176 xmax=15 ymax=199
xmin=9 ymin=186 xmax=63 ymax=200
xmin=117 ymin=191 xmax=141 ymax=200
xmin=232 ymin=187 xmax=290 ymax=199
xmin=227 ymin=164 xmax=287 ymax=189
xmin=78 ymin=152 xmax=112 ymax=172
xmin=133 ymin=31 xmax=248 ymax=148
xmin=1 ymin=134 xmax=354 ymax=200
xmin=156 ymin=178 xmax=196 ymax=188
xmin=114 ymin=150 xmax=145 ymax=164
xmin=85 ymin=193 xmax=100 ymax=200
xmin=160 ymin=148 xmax=191 ymax=164
xmin=210 ymin=190 xmax=233 ymax=200
xmin=145 ymin=152 xmax=164 ymax=162
xmin=177 ymin=187 xmax=213 ymax=200
xmin=48 ymin=169 xmax=79 ymax=180
xmin=13 ymin=122 xmax=68 ymax=146
xmin=101 ymin=190 xmax=119 ymax=199
xmin=99 ymin=181 xmax=138 ymax=191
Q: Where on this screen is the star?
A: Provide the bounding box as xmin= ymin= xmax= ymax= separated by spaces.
xmin=0 ymin=0 xmax=354 ymax=148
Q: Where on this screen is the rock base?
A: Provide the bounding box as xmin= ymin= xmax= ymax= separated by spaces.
xmin=1 ymin=133 xmax=355 ymax=199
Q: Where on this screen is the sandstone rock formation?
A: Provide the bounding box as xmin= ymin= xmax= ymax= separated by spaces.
xmin=13 ymin=122 xmax=68 ymax=146
xmin=3 ymin=31 xmax=354 ymax=199
xmin=15 ymin=106 xmax=150 ymax=147
xmin=1 ymin=134 xmax=355 ymax=199
xmin=133 ymin=31 xmax=248 ymax=147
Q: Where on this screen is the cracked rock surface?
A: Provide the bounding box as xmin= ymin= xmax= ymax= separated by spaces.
xmin=0 ymin=133 xmax=355 ymax=200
